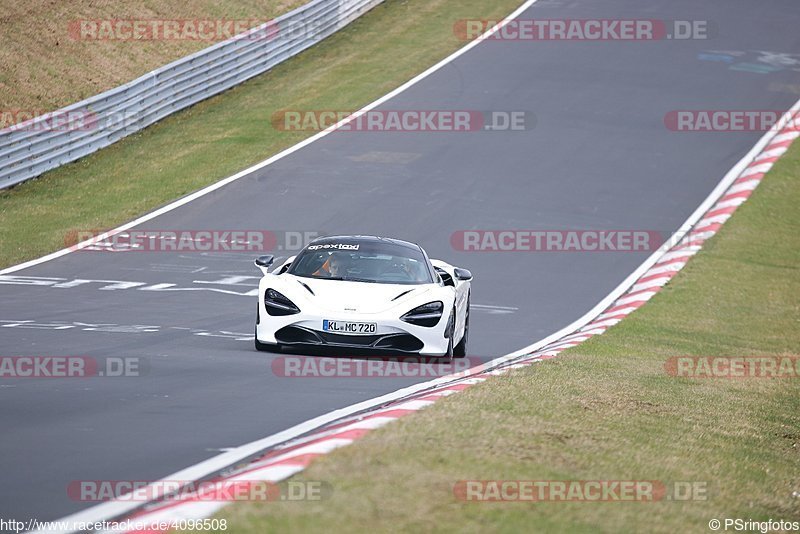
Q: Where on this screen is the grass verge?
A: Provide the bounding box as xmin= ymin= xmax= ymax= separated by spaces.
xmin=0 ymin=0 xmax=306 ymax=111
xmin=208 ymin=142 xmax=800 ymax=531
xmin=0 ymin=0 xmax=524 ymax=269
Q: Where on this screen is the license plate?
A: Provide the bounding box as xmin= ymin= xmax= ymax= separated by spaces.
xmin=323 ymin=320 xmax=377 ymax=334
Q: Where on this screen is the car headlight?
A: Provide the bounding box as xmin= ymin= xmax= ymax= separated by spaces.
xmin=264 ymin=288 xmax=300 ymax=316
xmin=400 ymin=301 xmax=444 ymax=327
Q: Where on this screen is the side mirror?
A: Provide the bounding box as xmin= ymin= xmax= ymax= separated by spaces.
xmin=255 ymin=255 xmax=274 ymax=268
xmin=454 ymin=267 xmax=473 ymax=281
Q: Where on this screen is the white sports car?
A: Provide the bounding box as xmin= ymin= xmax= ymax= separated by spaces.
xmin=254 ymin=235 xmax=471 ymax=360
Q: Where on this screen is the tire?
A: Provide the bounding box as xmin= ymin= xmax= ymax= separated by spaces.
xmin=439 ymin=308 xmax=455 ymax=363
xmin=454 ymin=293 xmax=469 ymax=358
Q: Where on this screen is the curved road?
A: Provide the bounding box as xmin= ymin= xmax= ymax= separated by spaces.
xmin=2 ymin=0 xmax=799 ymax=522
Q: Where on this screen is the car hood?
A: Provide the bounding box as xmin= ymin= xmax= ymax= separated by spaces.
xmin=284 ymin=275 xmax=436 ymax=314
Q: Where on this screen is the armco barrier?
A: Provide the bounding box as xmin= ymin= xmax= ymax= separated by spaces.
xmin=0 ymin=0 xmax=384 ymax=189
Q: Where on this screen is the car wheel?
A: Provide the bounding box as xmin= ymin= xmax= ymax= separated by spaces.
xmin=439 ymin=308 xmax=455 ymax=362
xmin=454 ymin=293 xmax=469 ymax=358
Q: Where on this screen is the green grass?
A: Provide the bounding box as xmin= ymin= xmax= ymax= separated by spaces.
xmin=0 ymin=0 xmax=525 ymax=268
xmin=207 ymin=142 xmax=800 ymax=532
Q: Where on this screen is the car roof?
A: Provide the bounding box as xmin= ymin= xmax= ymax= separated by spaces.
xmin=307 ymin=235 xmax=421 ymax=251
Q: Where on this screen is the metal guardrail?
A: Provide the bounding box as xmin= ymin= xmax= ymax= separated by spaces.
xmin=0 ymin=0 xmax=385 ymax=189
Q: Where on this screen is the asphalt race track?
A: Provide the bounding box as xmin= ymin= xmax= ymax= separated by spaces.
xmin=2 ymin=0 xmax=799 ymax=522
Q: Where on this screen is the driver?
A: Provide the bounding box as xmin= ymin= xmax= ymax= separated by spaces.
xmin=328 ymin=253 xmax=349 ymax=277
xmin=314 ymin=252 xmax=349 ymax=277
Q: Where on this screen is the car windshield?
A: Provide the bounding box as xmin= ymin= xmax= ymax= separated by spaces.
xmin=288 ymin=240 xmax=434 ymax=285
